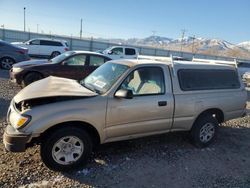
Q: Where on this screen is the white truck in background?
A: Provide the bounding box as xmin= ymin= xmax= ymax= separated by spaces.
xmin=101 ymin=46 xmax=139 ymax=59
xmin=100 ymin=46 xmax=188 ymax=62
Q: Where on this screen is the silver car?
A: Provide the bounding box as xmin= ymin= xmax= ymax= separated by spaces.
xmin=0 ymin=40 xmax=30 ymax=70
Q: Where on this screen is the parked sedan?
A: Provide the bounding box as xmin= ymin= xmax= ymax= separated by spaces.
xmin=10 ymin=51 xmax=111 ymax=86
xmin=0 ymin=40 xmax=30 ymax=70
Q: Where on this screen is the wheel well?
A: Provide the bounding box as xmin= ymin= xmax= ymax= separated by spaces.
xmin=40 ymin=121 xmax=101 ymax=146
xmin=195 ymin=108 xmax=224 ymax=124
xmin=0 ymin=56 xmax=16 ymax=63
xmin=23 ymin=71 xmax=44 ymax=80
xmin=50 ymin=51 xmax=61 ymax=59
xmin=52 ymin=51 xmax=60 ymax=53
xmin=51 ymin=51 xmax=60 ymax=56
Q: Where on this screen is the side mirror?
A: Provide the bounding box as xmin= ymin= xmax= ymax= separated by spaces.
xmin=62 ymin=61 xmax=68 ymax=65
xmin=107 ymin=50 xmax=113 ymax=55
xmin=115 ymin=89 xmax=133 ymax=99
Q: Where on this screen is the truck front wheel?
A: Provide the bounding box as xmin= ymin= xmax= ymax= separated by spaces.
xmin=191 ymin=114 xmax=218 ymax=148
xmin=40 ymin=127 xmax=93 ymax=171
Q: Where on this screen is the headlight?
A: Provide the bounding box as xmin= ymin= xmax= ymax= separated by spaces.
xmin=12 ymin=67 xmax=23 ymax=73
xmin=12 ymin=114 xmax=31 ymax=129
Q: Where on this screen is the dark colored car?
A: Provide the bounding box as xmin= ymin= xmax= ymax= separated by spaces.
xmin=10 ymin=51 xmax=111 ymax=86
xmin=0 ymin=40 xmax=30 ymax=70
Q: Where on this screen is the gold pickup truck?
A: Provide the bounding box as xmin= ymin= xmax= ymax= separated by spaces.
xmin=3 ymin=59 xmax=247 ymax=171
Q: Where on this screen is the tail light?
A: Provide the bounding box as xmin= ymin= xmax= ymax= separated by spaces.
xmin=17 ymin=49 xmax=28 ymax=54
xmin=64 ymin=47 xmax=69 ymax=51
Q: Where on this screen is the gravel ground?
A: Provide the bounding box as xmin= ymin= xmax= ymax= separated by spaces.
xmin=1 ymin=69 xmax=250 ymax=188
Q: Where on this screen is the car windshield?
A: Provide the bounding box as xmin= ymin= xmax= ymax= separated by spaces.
xmin=50 ymin=51 xmax=75 ymax=64
xmin=80 ymin=62 xmax=129 ymax=94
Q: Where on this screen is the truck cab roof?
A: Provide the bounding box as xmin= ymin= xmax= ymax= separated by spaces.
xmin=109 ymin=59 xmax=237 ymax=70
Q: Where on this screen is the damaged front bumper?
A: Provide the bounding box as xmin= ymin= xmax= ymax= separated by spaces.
xmin=3 ymin=124 xmax=31 ymax=152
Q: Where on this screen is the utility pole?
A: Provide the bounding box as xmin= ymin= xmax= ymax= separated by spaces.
xmin=24 ymin=7 xmax=26 ymax=32
xmin=180 ymin=29 xmax=186 ymax=56
xmin=191 ymin=35 xmax=196 ymax=55
xmin=80 ymin=18 xmax=83 ymax=39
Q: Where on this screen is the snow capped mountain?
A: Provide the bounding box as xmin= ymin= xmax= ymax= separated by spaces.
xmin=199 ymin=39 xmax=234 ymax=50
xmin=237 ymin=41 xmax=250 ymax=51
xmin=108 ymin=35 xmax=238 ymax=51
xmin=100 ymin=35 xmax=250 ymax=59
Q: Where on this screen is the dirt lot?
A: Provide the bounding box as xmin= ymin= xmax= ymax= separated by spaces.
xmin=0 ymin=69 xmax=250 ymax=188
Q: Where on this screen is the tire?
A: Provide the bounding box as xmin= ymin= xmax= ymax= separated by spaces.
xmin=23 ymin=72 xmax=43 ymax=86
xmin=190 ymin=114 xmax=218 ymax=148
xmin=50 ymin=51 xmax=61 ymax=59
xmin=40 ymin=127 xmax=93 ymax=171
xmin=0 ymin=57 xmax=15 ymax=70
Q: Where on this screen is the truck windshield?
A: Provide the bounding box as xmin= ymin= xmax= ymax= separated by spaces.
xmin=81 ymin=62 xmax=129 ymax=94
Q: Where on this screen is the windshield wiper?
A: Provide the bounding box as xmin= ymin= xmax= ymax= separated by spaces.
xmin=80 ymin=81 xmax=101 ymax=94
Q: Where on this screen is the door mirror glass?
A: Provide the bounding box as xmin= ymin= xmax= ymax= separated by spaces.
xmin=115 ymin=89 xmax=133 ymax=99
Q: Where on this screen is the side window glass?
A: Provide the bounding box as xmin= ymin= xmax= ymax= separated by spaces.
xmin=111 ymin=48 xmax=123 ymax=55
xmin=30 ymin=40 xmax=40 ymax=45
xmin=238 ymin=63 xmax=250 ymax=68
xmin=89 ymin=56 xmax=105 ymax=66
xmin=125 ymin=48 xmax=136 ymax=55
xmin=40 ymin=40 xmax=50 ymax=45
xmin=178 ymin=69 xmax=240 ymax=90
xmin=65 ymin=55 xmax=86 ymax=66
xmin=120 ymin=67 xmax=165 ymax=95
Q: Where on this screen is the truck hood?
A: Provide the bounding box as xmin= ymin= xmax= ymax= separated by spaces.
xmin=14 ymin=76 xmax=98 ymax=103
xmin=13 ymin=59 xmax=49 ymax=68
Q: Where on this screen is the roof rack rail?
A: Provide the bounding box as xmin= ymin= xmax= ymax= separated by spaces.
xmin=192 ymin=57 xmax=237 ymax=67
xmin=137 ymin=55 xmax=172 ymax=62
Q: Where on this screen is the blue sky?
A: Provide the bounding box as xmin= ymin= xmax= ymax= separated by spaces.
xmin=0 ymin=0 xmax=249 ymax=43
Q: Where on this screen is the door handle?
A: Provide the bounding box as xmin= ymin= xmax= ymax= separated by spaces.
xmin=158 ymin=101 xmax=167 ymax=106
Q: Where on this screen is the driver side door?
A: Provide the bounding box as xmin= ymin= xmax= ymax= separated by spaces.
xmin=27 ymin=39 xmax=40 ymax=55
xmin=105 ymin=66 xmax=174 ymax=140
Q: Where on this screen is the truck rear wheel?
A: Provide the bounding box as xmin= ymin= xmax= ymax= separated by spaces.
xmin=40 ymin=127 xmax=93 ymax=171
xmin=190 ymin=114 xmax=218 ymax=148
